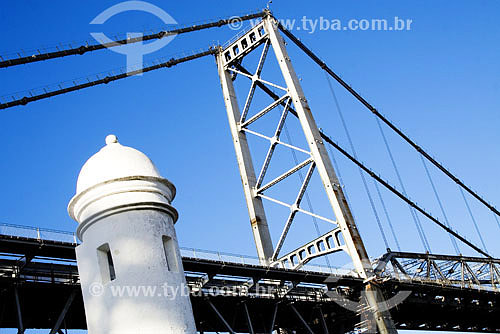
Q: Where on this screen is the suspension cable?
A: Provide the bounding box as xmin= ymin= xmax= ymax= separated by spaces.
xmin=325 ymin=142 xmax=352 ymax=207
xmin=373 ymin=179 xmax=401 ymax=251
xmin=459 ymin=187 xmax=488 ymax=253
xmin=0 ymin=12 xmax=264 ymax=68
xmin=233 ymin=62 xmax=489 ymax=257
xmin=326 ymin=139 xmax=370 ymax=242
xmin=420 ymin=155 xmax=460 ymax=254
xmin=319 ymin=131 xmax=491 ymax=258
xmin=0 ymin=48 xmax=216 ymax=110
xmin=232 ymin=63 xmax=490 ymax=257
xmin=275 ymin=18 xmax=500 ymax=222
xmin=324 ymin=73 xmax=389 ymax=250
xmin=325 ymin=141 xmax=362 ymax=226
xmin=494 ymin=213 xmax=500 ymax=232
xmin=375 ymin=117 xmax=431 ymax=252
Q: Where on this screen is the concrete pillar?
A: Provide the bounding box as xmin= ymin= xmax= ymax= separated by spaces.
xmin=68 ymin=135 xmax=196 ymax=334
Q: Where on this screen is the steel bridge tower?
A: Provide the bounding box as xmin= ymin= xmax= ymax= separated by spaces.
xmin=216 ymin=12 xmax=397 ymax=334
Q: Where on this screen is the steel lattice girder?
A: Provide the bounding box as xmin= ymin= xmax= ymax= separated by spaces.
xmin=2 ymin=250 xmax=500 ymax=332
xmin=375 ymin=251 xmax=500 ymax=291
xmin=217 ymin=16 xmax=356 ymax=271
xmin=2 ymin=234 xmax=500 ymax=332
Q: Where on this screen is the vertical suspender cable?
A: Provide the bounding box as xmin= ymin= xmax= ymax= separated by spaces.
xmin=373 ymin=179 xmax=401 ymax=251
xmin=459 ymin=187 xmax=488 ymax=253
xmin=420 ymin=155 xmax=460 ymax=254
xmin=326 ymin=144 xmax=352 ymax=206
xmin=320 ymin=131 xmax=490 ymax=257
xmin=324 ymin=73 xmax=389 ymax=250
xmin=326 ymin=139 xmax=370 ymax=243
xmin=375 ymin=117 xmax=431 ymax=252
xmin=494 ymin=213 xmax=500 ymax=232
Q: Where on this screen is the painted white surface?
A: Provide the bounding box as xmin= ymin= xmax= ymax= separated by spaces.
xmin=68 ymin=135 xmax=196 ymax=334
xmin=75 ymin=134 xmax=163 ymax=194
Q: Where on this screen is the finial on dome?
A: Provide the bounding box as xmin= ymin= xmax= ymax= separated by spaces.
xmin=105 ymin=134 xmax=118 ymax=145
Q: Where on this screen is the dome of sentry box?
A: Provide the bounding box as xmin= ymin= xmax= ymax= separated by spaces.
xmin=76 ymin=134 xmax=166 ymax=193
xmin=68 ymin=135 xmax=177 ymax=235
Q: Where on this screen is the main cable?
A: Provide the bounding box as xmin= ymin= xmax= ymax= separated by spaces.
xmin=275 ymin=17 xmax=500 ymax=222
xmin=319 ymin=131 xmax=491 ymax=258
xmin=0 ymin=11 xmax=265 ymax=68
xmin=234 ymin=63 xmax=489 ymax=257
xmin=0 ymin=48 xmax=216 ymax=110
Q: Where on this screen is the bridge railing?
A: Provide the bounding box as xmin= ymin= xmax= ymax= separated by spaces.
xmin=179 ymin=247 xmax=351 ymax=275
xmin=0 ymin=223 xmax=350 ymax=275
xmin=0 ymin=222 xmax=78 ymax=244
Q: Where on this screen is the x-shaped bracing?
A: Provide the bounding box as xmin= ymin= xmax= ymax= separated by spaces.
xmin=223 ymin=27 xmax=341 ymax=269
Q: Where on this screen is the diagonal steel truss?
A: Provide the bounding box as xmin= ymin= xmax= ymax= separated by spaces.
xmin=217 ymin=19 xmax=345 ymax=269
xmin=217 ymin=15 xmax=369 ymax=270
xmin=216 ymin=13 xmax=399 ymax=334
xmin=375 ymin=251 xmax=500 ymax=291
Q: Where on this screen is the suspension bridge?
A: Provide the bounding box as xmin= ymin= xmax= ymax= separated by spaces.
xmin=1 ymin=9 xmax=499 ymax=334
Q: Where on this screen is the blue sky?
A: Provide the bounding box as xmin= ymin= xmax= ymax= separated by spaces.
xmin=1 ymin=1 xmax=499 ymax=332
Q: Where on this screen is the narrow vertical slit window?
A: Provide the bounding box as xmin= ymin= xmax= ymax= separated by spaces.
xmin=162 ymin=235 xmax=179 ymax=272
xmin=97 ymin=243 xmax=116 ymax=283
xmin=106 ymin=249 xmax=116 ymax=281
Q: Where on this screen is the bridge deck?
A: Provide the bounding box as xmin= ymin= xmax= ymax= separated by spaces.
xmin=0 ymin=230 xmax=499 ymax=333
